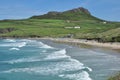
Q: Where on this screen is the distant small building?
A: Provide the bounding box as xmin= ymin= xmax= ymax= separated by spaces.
xmin=103 ymin=22 xmax=107 ymax=24
xmin=66 ymin=20 xmax=70 ymax=23
xmin=65 ymin=26 xmax=81 ymax=29
xmin=64 ymin=27 xmax=73 ymax=29
xmin=74 ymin=26 xmax=81 ymax=29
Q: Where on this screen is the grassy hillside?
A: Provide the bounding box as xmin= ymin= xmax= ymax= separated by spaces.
xmin=0 ymin=7 xmax=120 ymax=42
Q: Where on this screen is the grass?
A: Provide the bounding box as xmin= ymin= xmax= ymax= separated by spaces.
xmin=0 ymin=7 xmax=120 ymax=42
xmin=0 ymin=19 xmax=120 ymax=42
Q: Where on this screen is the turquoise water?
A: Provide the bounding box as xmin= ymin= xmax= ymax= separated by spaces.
xmin=0 ymin=39 xmax=92 ymax=80
xmin=0 ymin=39 xmax=120 ymax=80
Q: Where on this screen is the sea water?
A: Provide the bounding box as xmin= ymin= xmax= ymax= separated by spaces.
xmin=0 ymin=39 xmax=92 ymax=80
xmin=0 ymin=39 xmax=120 ymax=80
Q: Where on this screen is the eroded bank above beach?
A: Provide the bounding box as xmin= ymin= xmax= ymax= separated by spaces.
xmin=33 ymin=38 xmax=120 ymax=50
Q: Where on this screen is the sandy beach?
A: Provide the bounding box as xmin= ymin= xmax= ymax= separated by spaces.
xmin=39 ymin=38 xmax=120 ymax=50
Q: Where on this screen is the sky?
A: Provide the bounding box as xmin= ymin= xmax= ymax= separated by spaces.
xmin=0 ymin=0 xmax=120 ymax=21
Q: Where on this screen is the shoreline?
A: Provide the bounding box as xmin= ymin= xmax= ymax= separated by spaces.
xmin=39 ymin=38 xmax=120 ymax=50
xmin=1 ymin=37 xmax=120 ymax=50
xmin=1 ymin=37 xmax=120 ymax=80
xmin=41 ymin=38 xmax=120 ymax=80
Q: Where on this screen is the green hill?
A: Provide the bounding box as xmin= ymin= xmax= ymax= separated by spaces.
xmin=0 ymin=7 xmax=120 ymax=42
xmin=31 ymin=7 xmax=102 ymax=21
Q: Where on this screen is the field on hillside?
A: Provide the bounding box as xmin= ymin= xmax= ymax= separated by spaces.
xmin=0 ymin=19 xmax=120 ymax=42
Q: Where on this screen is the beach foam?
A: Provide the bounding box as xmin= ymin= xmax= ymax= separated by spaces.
xmin=45 ymin=49 xmax=70 ymax=60
xmin=2 ymin=67 xmax=92 ymax=80
xmin=2 ymin=49 xmax=69 ymax=64
xmin=2 ymin=57 xmax=92 ymax=76
xmin=2 ymin=61 xmax=87 ymax=75
xmin=19 ymin=39 xmax=54 ymax=49
xmin=59 ymin=71 xmax=92 ymax=80
xmin=0 ymin=42 xmax=27 ymax=48
xmin=0 ymin=39 xmax=93 ymax=80
xmin=38 ymin=42 xmax=54 ymax=49
xmin=9 ymin=48 xmax=20 ymax=51
xmin=3 ymin=39 xmax=16 ymax=42
xmin=1 ymin=57 xmax=42 ymax=64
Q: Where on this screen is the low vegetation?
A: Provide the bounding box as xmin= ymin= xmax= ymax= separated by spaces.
xmin=0 ymin=7 xmax=120 ymax=42
xmin=108 ymin=73 xmax=120 ymax=80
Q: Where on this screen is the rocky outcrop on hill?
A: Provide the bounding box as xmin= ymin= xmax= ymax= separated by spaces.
xmin=46 ymin=7 xmax=91 ymax=15
xmin=0 ymin=28 xmax=15 ymax=34
xmin=67 ymin=7 xmax=91 ymax=14
xmin=47 ymin=11 xmax=61 ymax=15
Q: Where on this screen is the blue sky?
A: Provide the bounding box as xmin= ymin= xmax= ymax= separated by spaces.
xmin=0 ymin=0 xmax=120 ymax=21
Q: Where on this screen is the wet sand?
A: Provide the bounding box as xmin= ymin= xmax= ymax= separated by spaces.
xmin=41 ymin=38 xmax=120 ymax=50
xmin=41 ymin=39 xmax=120 ymax=80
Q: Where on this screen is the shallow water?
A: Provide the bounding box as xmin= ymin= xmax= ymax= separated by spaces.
xmin=0 ymin=39 xmax=120 ymax=80
xmin=0 ymin=39 xmax=92 ymax=80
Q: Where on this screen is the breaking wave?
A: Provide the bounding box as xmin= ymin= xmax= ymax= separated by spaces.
xmin=3 ymin=39 xmax=16 ymax=42
xmin=38 ymin=42 xmax=54 ymax=49
xmin=0 ymin=39 xmax=92 ymax=80
xmin=59 ymin=71 xmax=92 ymax=80
xmin=9 ymin=48 xmax=20 ymax=51
xmin=0 ymin=42 xmax=27 ymax=48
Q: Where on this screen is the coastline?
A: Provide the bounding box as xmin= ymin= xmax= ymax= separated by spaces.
xmin=1 ymin=37 xmax=120 ymax=50
xmin=40 ymin=38 xmax=120 ymax=80
xmin=1 ymin=38 xmax=120 ymax=80
xmin=39 ymin=38 xmax=120 ymax=50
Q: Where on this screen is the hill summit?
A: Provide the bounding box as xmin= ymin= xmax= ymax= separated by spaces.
xmin=45 ymin=7 xmax=90 ymax=15
xmin=66 ymin=7 xmax=91 ymax=14
xmin=30 ymin=7 xmax=101 ymax=21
